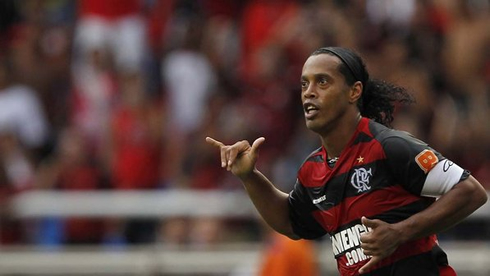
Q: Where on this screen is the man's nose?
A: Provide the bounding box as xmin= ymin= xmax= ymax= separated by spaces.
xmin=302 ymin=85 xmax=317 ymax=99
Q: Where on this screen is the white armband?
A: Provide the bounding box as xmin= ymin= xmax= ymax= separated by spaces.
xmin=421 ymin=160 xmax=464 ymax=197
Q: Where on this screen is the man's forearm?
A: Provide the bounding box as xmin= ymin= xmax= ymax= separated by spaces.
xmin=395 ymin=176 xmax=487 ymax=243
xmin=240 ymin=169 xmax=298 ymax=239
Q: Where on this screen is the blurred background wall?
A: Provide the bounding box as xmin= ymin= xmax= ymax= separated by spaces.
xmin=0 ymin=0 xmax=489 ymax=275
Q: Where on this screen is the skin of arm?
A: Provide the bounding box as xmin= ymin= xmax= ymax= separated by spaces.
xmin=359 ymin=175 xmax=488 ymax=274
xmin=205 ymin=137 xmax=298 ymax=239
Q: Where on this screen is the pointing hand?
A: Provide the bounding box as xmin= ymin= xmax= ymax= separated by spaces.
xmin=205 ymin=137 xmax=265 ymax=179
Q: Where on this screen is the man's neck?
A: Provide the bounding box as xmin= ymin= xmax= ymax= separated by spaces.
xmin=320 ymin=113 xmax=362 ymax=159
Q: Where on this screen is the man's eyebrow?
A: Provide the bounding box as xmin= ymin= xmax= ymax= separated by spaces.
xmin=301 ymin=73 xmax=333 ymax=80
xmin=315 ymin=73 xmax=332 ymax=79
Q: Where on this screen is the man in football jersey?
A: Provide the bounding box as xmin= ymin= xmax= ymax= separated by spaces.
xmin=206 ymin=47 xmax=487 ymax=275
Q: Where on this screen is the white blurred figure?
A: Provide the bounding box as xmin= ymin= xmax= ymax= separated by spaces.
xmin=73 ymin=0 xmax=147 ymax=73
xmin=366 ymin=0 xmax=416 ymax=33
xmin=71 ymin=0 xmax=148 ymax=153
xmin=0 ymin=57 xmax=49 ymax=151
xmin=162 ymin=50 xmax=216 ymax=135
xmin=71 ymin=47 xmax=116 ymax=152
xmin=0 ymin=132 xmax=35 ymax=191
xmin=161 ymin=15 xmax=217 ymax=187
xmin=0 ymin=85 xmax=49 ymax=151
xmin=0 ymin=57 xmax=49 ymax=190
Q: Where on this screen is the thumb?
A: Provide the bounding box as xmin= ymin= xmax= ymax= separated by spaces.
xmin=361 ymin=216 xmax=381 ymax=229
xmin=358 ymin=255 xmax=382 ymax=274
xmin=250 ymin=137 xmax=265 ymax=153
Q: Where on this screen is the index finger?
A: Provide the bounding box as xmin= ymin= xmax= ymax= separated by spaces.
xmin=205 ymin=137 xmax=224 ymax=148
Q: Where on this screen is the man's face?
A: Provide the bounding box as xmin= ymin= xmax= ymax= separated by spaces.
xmin=300 ymin=54 xmax=351 ymax=135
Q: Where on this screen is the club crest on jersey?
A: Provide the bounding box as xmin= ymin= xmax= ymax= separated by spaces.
xmin=351 ymin=168 xmax=372 ymax=193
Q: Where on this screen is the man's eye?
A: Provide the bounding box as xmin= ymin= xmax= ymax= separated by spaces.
xmin=301 ymin=81 xmax=308 ymax=89
xmin=319 ymin=78 xmax=328 ymax=85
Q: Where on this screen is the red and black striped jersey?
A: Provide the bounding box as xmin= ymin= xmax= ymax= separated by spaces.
xmin=288 ymin=117 xmax=463 ymax=276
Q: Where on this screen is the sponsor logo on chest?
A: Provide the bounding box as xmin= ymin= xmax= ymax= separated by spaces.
xmin=331 ymin=224 xmax=371 ymax=266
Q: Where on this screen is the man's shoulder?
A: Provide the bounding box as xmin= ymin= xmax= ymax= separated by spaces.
xmin=367 ymin=120 xmax=433 ymax=166
xmin=367 ymin=120 xmax=421 ymax=146
xmin=296 ymin=147 xmax=325 ymax=178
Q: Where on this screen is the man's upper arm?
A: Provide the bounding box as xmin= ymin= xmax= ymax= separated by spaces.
xmin=381 ymin=132 xmax=466 ymax=197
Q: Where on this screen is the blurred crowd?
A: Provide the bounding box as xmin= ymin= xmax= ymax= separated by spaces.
xmin=0 ymin=0 xmax=489 ymax=249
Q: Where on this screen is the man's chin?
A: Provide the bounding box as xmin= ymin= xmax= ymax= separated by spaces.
xmin=305 ymin=120 xmax=322 ymax=133
xmin=305 ymin=119 xmax=333 ymax=136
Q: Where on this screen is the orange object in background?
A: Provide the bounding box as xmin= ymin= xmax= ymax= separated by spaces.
xmin=259 ymin=231 xmax=319 ymax=276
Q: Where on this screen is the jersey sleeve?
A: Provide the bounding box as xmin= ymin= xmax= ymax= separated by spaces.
xmin=382 ymin=132 xmax=470 ymax=197
xmin=381 ymin=132 xmax=445 ymax=195
xmin=288 ymin=179 xmax=327 ymax=240
xmin=420 ymin=160 xmax=469 ymax=197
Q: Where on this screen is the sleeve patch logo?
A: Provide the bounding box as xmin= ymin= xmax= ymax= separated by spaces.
xmin=415 ymin=149 xmax=438 ymax=174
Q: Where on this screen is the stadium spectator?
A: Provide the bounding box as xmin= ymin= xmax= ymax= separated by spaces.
xmin=0 ymin=56 xmax=50 ymax=157
xmin=160 ymin=11 xmax=217 ymax=188
xmin=102 ymin=72 xmax=163 ymax=244
xmin=73 ymin=0 xmax=147 ymax=73
xmin=104 ymin=72 xmax=162 ymax=191
xmin=35 ymin=127 xmax=104 ymax=244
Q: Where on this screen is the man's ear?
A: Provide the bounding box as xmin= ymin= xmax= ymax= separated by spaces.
xmin=349 ymin=81 xmax=363 ymax=103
